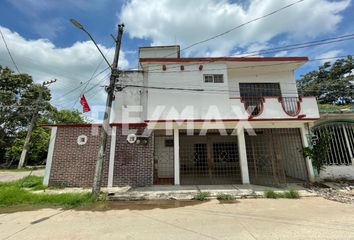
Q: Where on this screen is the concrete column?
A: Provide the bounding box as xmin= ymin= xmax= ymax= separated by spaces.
xmin=43 ymin=127 xmax=57 ymax=186
xmin=300 ymin=125 xmax=315 ymax=182
xmin=343 ymin=125 xmax=354 ymax=161
xmin=108 ymin=126 xmax=117 ymax=188
xmin=237 ymin=128 xmax=250 ymax=184
xmin=174 ymin=128 xmax=180 ymax=185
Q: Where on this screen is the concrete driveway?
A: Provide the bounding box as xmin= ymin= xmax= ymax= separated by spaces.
xmin=1 ymin=198 xmax=354 ymax=240
xmin=0 ymin=170 xmax=44 ymax=182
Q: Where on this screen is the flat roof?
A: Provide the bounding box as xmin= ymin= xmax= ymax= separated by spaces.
xmin=140 ymin=57 xmax=308 ymax=63
xmin=139 ymin=45 xmax=180 ymax=49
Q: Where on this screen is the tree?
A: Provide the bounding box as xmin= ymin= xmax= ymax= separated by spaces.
xmin=0 ymin=66 xmax=86 ymax=167
xmin=7 ymin=128 xmax=50 ymax=166
xmin=0 ymin=66 xmax=51 ymax=165
xmin=297 ymin=56 xmax=354 ymax=104
xmin=48 ymin=109 xmax=85 ymax=124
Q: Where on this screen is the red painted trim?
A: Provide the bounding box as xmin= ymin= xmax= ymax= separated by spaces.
xmin=140 ymin=57 xmax=309 ymax=63
xmin=278 ymin=97 xmax=302 ymax=117
xmin=41 ymin=123 xmax=147 ymax=128
xmin=240 ymin=97 xmax=265 ymax=118
xmin=247 ymin=118 xmax=319 ymax=121
xmin=110 ymin=123 xmax=147 ymax=127
xmin=145 ymin=118 xmax=320 ymax=123
xmin=41 ymin=124 xmax=101 ymax=128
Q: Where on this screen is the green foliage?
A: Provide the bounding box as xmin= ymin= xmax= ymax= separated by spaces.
xmin=44 ymin=109 xmax=86 ymax=125
xmin=0 ymin=66 xmax=86 ymax=167
xmin=7 ymin=128 xmax=50 ymax=166
xmin=297 ymin=56 xmax=354 ymax=104
xmin=194 ymin=192 xmax=210 ymax=201
xmin=284 ymin=189 xmax=300 ymax=199
xmin=264 ymin=189 xmax=300 ymax=199
xmin=20 ymin=176 xmax=44 ymax=188
xmin=264 ymin=189 xmax=282 ymax=199
xmin=216 ymin=193 xmax=236 ymax=201
xmin=304 ymin=133 xmax=332 ymax=174
xmin=0 ymin=177 xmax=94 ymax=207
xmin=318 ymin=104 xmax=352 ymax=111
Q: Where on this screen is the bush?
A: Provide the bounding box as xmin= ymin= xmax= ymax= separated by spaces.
xmin=264 ymin=189 xmax=300 ymax=199
xmin=194 ymin=192 xmax=210 ymax=201
xmin=264 ymin=189 xmax=284 ymax=199
xmin=284 ymin=189 xmax=300 ymax=199
xmin=217 ymin=193 xmax=235 ymax=201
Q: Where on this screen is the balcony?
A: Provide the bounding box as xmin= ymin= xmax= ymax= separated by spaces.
xmin=231 ymin=96 xmax=320 ymax=121
xmin=144 ymin=94 xmax=319 ymax=124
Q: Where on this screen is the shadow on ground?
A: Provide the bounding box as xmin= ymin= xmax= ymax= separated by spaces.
xmin=0 ymin=200 xmax=217 ymax=214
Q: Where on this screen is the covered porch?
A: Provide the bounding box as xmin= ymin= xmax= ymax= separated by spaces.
xmin=151 ymin=121 xmax=315 ymax=187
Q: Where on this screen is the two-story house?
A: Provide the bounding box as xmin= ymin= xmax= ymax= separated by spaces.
xmin=43 ymin=45 xmax=320 ymax=188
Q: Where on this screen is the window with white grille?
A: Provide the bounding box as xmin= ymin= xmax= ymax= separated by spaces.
xmin=204 ymin=74 xmax=224 ymax=83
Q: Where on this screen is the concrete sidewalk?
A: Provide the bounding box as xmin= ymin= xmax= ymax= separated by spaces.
xmin=109 ymin=184 xmax=317 ymax=200
xmin=1 ymin=198 xmax=354 ymax=240
xmin=0 ymin=169 xmax=44 ymax=182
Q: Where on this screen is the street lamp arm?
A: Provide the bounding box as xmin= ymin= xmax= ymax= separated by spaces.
xmin=82 ymin=29 xmax=113 ymax=70
xmin=70 ymin=19 xmax=113 ymax=70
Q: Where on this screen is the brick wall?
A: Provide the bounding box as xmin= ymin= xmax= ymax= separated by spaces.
xmin=48 ymin=126 xmax=154 ymax=188
xmin=113 ymin=127 xmax=154 ymax=187
xmin=49 ymin=126 xmax=110 ymax=187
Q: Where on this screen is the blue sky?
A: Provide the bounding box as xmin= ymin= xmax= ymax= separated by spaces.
xmin=0 ymin=0 xmax=353 ymax=119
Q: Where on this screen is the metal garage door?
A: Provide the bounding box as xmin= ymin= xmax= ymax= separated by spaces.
xmin=179 ymin=130 xmax=242 ymax=185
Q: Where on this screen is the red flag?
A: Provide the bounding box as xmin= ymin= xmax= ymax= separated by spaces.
xmin=80 ymin=95 xmax=91 ymax=113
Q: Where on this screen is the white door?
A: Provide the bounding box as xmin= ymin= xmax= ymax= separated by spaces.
xmin=154 ymin=136 xmax=174 ymax=178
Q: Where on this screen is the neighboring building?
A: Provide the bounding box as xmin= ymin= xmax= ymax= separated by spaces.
xmin=43 ymin=45 xmax=320 ymax=188
xmin=313 ymin=111 xmax=354 ymax=180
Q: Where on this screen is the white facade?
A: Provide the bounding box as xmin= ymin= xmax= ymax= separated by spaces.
xmin=113 ymin=53 xmax=319 ymax=124
xmin=320 ymin=166 xmax=354 ymax=180
xmin=111 ymin=46 xmax=321 ymax=185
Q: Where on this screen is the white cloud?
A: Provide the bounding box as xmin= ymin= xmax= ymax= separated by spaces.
xmin=274 ymin=51 xmax=289 ymax=57
xmin=120 ymin=0 xmax=350 ymax=57
xmin=0 ymin=26 xmax=129 ymax=115
xmin=317 ymin=50 xmax=343 ymax=64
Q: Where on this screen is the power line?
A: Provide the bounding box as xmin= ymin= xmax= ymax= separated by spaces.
xmin=127 ymin=0 xmax=306 ymax=71
xmin=143 ymin=54 xmax=353 ymax=74
xmin=53 ymin=71 xmax=111 ymax=108
xmin=121 ymin=78 xmax=351 ymax=96
xmin=238 ymin=34 xmax=354 ymax=57
xmin=0 ymin=28 xmax=20 ymax=73
xmin=140 ymin=34 xmax=354 ymax=73
xmin=53 ymin=66 xmax=110 ymax=103
xmin=162 ymin=0 xmax=306 ymax=58
xmin=71 ymin=44 xmax=114 ymax=108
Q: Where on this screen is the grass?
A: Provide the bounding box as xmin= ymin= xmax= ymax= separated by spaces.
xmin=216 ymin=193 xmax=236 ymax=201
xmin=194 ymin=192 xmax=210 ymax=201
xmin=318 ymin=104 xmax=352 ymax=112
xmin=0 ymin=176 xmax=95 ymax=208
xmin=264 ymin=189 xmax=300 ymax=199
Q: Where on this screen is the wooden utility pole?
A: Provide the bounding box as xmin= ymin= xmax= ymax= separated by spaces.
xmin=92 ymin=24 xmax=124 ymax=197
xmin=18 ymin=79 xmax=57 ymax=169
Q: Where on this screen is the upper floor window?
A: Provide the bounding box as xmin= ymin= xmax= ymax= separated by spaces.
xmin=239 ymin=83 xmax=281 ymax=97
xmin=204 ymin=74 xmax=224 ymax=83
